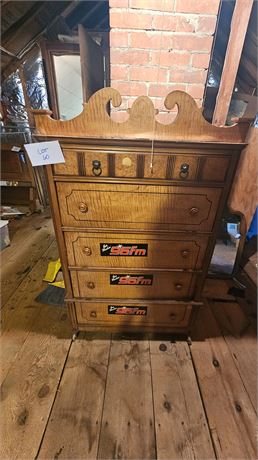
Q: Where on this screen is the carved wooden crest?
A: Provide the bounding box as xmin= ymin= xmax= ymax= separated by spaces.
xmin=32 ymin=88 xmax=249 ymax=143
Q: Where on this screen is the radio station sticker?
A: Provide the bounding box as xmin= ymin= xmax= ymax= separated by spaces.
xmin=100 ymin=243 xmax=148 ymax=256
xmin=110 ymin=274 xmax=153 ymax=285
xmin=108 ymin=305 xmax=147 ymax=315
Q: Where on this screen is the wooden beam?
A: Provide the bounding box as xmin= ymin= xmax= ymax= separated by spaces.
xmin=212 ymin=0 xmax=254 ymax=126
xmin=61 ymin=0 xmax=80 ymax=18
xmin=2 ymin=2 xmax=46 ymax=45
xmin=18 ymin=65 xmax=35 ymax=128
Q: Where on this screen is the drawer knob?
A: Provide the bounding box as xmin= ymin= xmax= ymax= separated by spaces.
xmin=181 ymin=249 xmax=190 ymax=258
xmin=189 ymin=207 xmax=199 ymax=216
xmin=79 ymin=202 xmax=88 ymax=213
xmin=175 ymin=283 xmax=183 ymax=291
xmin=180 ymin=163 xmax=189 ymax=178
xmin=87 ymin=281 xmax=95 ymax=289
xmin=90 ymin=310 xmax=97 ymax=318
xmin=82 ymin=247 xmax=92 ymax=256
xmin=169 ymin=312 xmax=177 ymax=319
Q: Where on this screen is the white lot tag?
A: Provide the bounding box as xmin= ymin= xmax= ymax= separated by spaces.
xmin=11 ymin=146 xmax=21 ymax=152
xmin=24 ymin=141 xmax=65 ymax=166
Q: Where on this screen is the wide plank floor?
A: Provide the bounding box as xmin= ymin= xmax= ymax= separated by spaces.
xmin=0 ymin=214 xmax=257 ymax=460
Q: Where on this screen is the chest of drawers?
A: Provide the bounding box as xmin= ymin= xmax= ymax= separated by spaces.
xmin=32 ymin=88 xmax=248 ymax=334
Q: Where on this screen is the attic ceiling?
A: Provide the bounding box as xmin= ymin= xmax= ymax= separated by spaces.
xmin=1 ymin=0 xmax=257 ymax=122
xmin=204 ymin=0 xmax=258 ymax=121
xmin=1 ymin=0 xmax=109 ymax=79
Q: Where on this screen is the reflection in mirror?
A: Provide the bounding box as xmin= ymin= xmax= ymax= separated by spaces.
xmin=53 ymin=55 xmax=83 ymax=120
xmin=209 ymin=210 xmax=242 ymax=275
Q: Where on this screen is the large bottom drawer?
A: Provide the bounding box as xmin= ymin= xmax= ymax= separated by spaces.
xmin=70 ymin=270 xmax=196 ymax=299
xmin=74 ymin=300 xmax=193 ymax=329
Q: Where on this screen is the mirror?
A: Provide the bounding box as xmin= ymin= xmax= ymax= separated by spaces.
xmin=53 ymin=54 xmax=83 ymax=120
xmin=209 ymin=209 xmax=242 ymax=276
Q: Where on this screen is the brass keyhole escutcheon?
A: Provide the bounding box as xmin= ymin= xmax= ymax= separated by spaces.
xmin=82 ymin=247 xmax=92 ymax=256
xmin=90 ymin=310 xmax=97 ymax=318
xmin=79 ymin=202 xmax=88 ymax=213
xmin=87 ymin=281 xmax=95 ymax=289
xmin=122 ymin=156 xmax=132 ymax=167
xmin=181 ymin=249 xmax=190 ymax=258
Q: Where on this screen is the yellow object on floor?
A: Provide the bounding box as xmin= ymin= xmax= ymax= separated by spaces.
xmin=50 ymin=280 xmax=65 ymax=289
xmin=43 ymin=258 xmax=61 ymax=282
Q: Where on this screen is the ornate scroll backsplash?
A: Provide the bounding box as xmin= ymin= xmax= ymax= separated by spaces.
xmin=32 ymin=88 xmax=249 ymax=143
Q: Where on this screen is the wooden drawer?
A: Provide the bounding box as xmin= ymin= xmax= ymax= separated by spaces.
xmin=53 ymin=149 xmax=230 ymax=183
xmin=65 ymin=231 xmax=209 ymax=270
xmin=70 ymin=270 xmax=196 ymax=299
xmin=75 ymin=300 xmax=193 ymax=329
xmin=57 ymin=183 xmax=221 ymax=232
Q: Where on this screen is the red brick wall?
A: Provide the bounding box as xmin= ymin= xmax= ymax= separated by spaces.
xmin=109 ymin=0 xmax=220 ymax=122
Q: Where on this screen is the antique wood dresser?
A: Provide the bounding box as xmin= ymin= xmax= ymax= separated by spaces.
xmin=33 ymin=89 xmax=248 ymax=333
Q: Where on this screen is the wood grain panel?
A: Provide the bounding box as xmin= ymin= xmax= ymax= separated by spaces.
xmin=210 ymin=300 xmax=257 ymax=412
xmin=97 ymin=339 xmax=156 ymax=459
xmin=53 ymin=149 xmax=78 ymax=175
xmin=200 ymin=156 xmax=230 ymax=182
xmin=76 ymin=301 xmax=192 ymax=330
xmin=1 ymin=147 xmax=33 ymax=182
xmin=191 ymin=303 xmax=257 ymax=459
xmin=229 ymin=127 xmax=258 ymax=231
xmin=70 ymin=270 xmax=196 ymax=299
xmin=150 ymin=341 xmax=215 ymax=459
xmin=144 ymin=154 xmax=168 ymax=179
xmin=38 ymin=333 xmax=110 ymax=460
xmin=64 ymin=231 xmax=209 ymax=270
xmin=57 ymin=182 xmax=221 ymax=232
xmin=32 ymin=88 xmax=249 ymax=143
xmin=0 ymin=306 xmax=72 ymax=460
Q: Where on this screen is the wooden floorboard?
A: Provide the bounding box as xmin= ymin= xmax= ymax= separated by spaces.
xmin=190 ymin=303 xmax=257 ymax=459
xmin=0 ymin=216 xmax=257 ymax=460
xmin=0 ymin=305 xmax=72 ymax=460
xmin=150 ymin=340 xmax=215 ymax=459
xmin=1 ymin=211 xmax=54 ymax=308
xmin=38 ymin=332 xmax=111 ymax=460
xmin=210 ymin=300 xmax=257 ymax=413
xmin=97 ymin=337 xmax=156 ymax=460
xmin=0 ymin=241 xmax=60 ymax=385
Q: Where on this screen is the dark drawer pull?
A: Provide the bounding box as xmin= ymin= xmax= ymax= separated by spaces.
xmin=82 ymin=247 xmax=92 ymax=256
xmin=181 ymin=249 xmax=190 ymax=258
xmin=175 ymin=283 xmax=183 ymax=291
xmin=92 ymin=160 xmax=102 ymax=176
xmin=90 ymin=310 xmax=97 ymax=318
xmin=189 ymin=207 xmax=199 ymax=216
xmin=79 ymin=202 xmax=88 ymax=213
xmin=87 ymin=281 xmax=95 ymax=289
xmin=169 ymin=312 xmax=177 ymax=320
xmin=179 ymin=163 xmax=189 ymax=178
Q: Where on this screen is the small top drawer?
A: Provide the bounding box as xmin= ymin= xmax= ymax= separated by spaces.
xmin=53 ymin=148 xmax=231 ymax=183
xmin=57 ymin=182 xmax=221 ymax=232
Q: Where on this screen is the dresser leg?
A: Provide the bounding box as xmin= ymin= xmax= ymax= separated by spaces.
xmin=72 ymin=331 xmax=79 ymax=341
